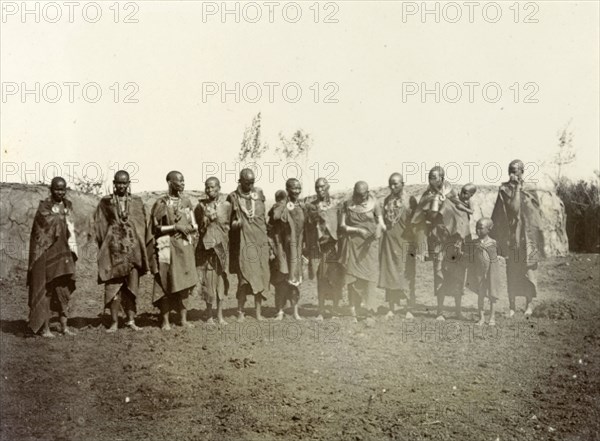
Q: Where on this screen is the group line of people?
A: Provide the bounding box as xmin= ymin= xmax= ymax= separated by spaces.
xmin=26 ymin=159 xmax=544 ymax=337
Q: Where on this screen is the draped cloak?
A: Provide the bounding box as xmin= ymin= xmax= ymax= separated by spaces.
xmin=227 ymin=187 xmax=270 ymax=295
xmin=304 ymin=197 xmax=344 ymax=300
xmin=195 ymin=194 xmax=231 ymax=301
xmin=490 ymin=181 xmax=545 ymax=299
xmin=339 ymin=195 xmax=381 ymax=283
xmin=378 ymin=193 xmax=416 ymax=291
xmin=94 ymin=194 xmax=151 ymax=305
xmin=149 ymin=195 xmax=198 ymax=303
xmin=27 ymin=198 xmax=77 ymax=333
xmin=268 ymin=198 xmax=305 ymax=286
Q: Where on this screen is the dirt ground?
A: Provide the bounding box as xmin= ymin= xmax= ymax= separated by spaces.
xmin=1 ymin=253 xmax=599 ymax=441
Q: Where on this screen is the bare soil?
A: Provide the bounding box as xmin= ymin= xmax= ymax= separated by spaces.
xmin=1 ymin=254 xmax=599 ymax=441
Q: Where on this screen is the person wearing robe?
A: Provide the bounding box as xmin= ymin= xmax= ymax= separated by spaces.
xmin=150 ymin=171 xmax=198 ymax=330
xmin=339 ymin=181 xmax=385 ymax=321
xmin=195 ymin=177 xmax=231 ymax=325
xmin=94 ymin=170 xmax=151 ymax=332
xmin=465 ymin=218 xmax=502 ymax=326
xmin=268 ymin=178 xmax=305 ymax=320
xmin=227 ymin=168 xmax=270 ymax=321
xmin=304 ymin=178 xmax=344 ymax=320
xmin=27 ymin=177 xmax=77 ymax=337
xmin=406 ymin=166 xmax=471 ymax=320
xmin=378 ymin=173 xmax=417 ymax=319
xmin=491 ymin=159 xmax=545 ymax=317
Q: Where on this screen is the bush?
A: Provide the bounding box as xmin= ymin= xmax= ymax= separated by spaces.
xmin=555 ymin=177 xmax=600 ymax=252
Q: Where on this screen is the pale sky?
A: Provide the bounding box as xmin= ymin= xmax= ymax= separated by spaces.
xmin=1 ymin=1 xmax=599 ymax=196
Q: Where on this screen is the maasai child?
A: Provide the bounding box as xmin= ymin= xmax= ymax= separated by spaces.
xmin=27 ymin=177 xmax=78 ymax=337
xmin=195 ymin=177 xmax=232 ymax=325
xmin=455 ymin=183 xmax=477 ymax=217
xmin=269 ymin=179 xmax=305 ymax=320
xmin=466 ymin=218 xmax=501 ymax=326
xmin=304 ymin=178 xmax=344 ymax=320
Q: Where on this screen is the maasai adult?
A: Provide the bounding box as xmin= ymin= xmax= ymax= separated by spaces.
xmin=407 ymin=166 xmax=470 ymax=320
xmin=304 ymin=178 xmax=344 ymax=320
xmin=150 ymin=171 xmax=198 ymax=330
xmin=378 ymin=173 xmax=417 ymax=319
xmin=339 ymin=181 xmax=385 ymax=321
xmin=94 ymin=170 xmax=151 ymax=332
xmin=491 ymin=159 xmax=544 ymax=317
xmin=27 ymin=177 xmax=77 ymax=337
xmin=269 ymin=178 xmax=305 ymax=320
xmin=195 ymin=177 xmax=231 ymax=325
xmin=227 ymin=168 xmax=270 ymax=321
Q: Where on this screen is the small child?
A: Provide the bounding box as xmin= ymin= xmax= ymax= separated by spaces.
xmin=466 ymin=218 xmax=501 ymax=325
xmin=456 ymin=183 xmax=476 ymax=216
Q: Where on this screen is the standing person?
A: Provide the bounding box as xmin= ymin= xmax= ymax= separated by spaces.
xmin=195 ymin=177 xmax=231 ymax=325
xmin=95 ymin=170 xmax=151 ymax=332
xmin=227 ymin=168 xmax=270 ymax=321
xmin=269 ymin=178 xmax=305 ymax=320
xmin=491 ymin=159 xmax=544 ymax=317
xmin=27 ymin=177 xmax=77 ymax=337
xmin=378 ymin=173 xmax=417 ymax=319
xmin=339 ymin=181 xmax=386 ymax=321
xmin=150 ymin=171 xmax=198 ymax=330
xmin=407 ymin=166 xmax=470 ymax=320
xmin=304 ymin=178 xmax=344 ymax=320
xmin=466 ymin=218 xmax=501 ymax=326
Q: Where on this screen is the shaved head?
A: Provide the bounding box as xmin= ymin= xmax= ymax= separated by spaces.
xmin=315 ymin=177 xmax=328 ymax=187
xmin=509 ymin=159 xmax=524 ymax=173
xmin=239 ymin=168 xmax=255 ymax=181
xmin=50 ymin=176 xmax=66 ymax=189
xmin=476 ymin=217 xmax=494 ymax=229
xmin=205 ymin=176 xmax=220 ymax=187
xmin=166 ymin=170 xmax=183 ymax=182
xmin=114 ymin=170 xmax=130 ymax=183
xmin=462 ymin=183 xmax=477 ymax=195
xmin=388 ymin=173 xmax=404 ymax=185
xmin=428 ymin=166 xmax=445 ymax=180
xmin=354 ymin=181 xmax=369 ymax=194
xmin=286 ymin=178 xmax=300 ymax=190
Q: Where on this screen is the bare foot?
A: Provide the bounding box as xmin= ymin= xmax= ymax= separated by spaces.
xmin=256 ymin=313 xmax=266 ymax=321
xmin=125 ymin=321 xmax=141 ymax=331
xmin=218 ymin=318 xmax=227 ymax=326
xmin=508 ymin=309 xmax=515 ymax=318
xmin=524 ymin=307 xmax=533 ymax=317
xmin=62 ymin=328 xmax=76 ymax=336
xmin=488 ymin=319 xmax=496 ymax=326
xmin=237 ymin=312 xmax=245 ymax=322
xmin=405 ymin=311 xmax=415 ymax=320
xmin=161 ymin=323 xmax=172 ymax=331
xmin=293 ymin=313 xmax=303 ymax=321
xmin=385 ymin=311 xmax=394 ymax=320
xmin=315 ymin=314 xmax=324 ymax=321
xmin=206 ymin=317 xmax=216 ymax=325
xmin=181 ymin=321 xmax=195 ymax=328
xmin=435 ymin=315 xmax=445 ymax=321
xmin=274 ymin=311 xmax=284 ymax=321
xmin=476 ymin=318 xmax=485 ymax=326
xmin=41 ymin=330 xmax=55 ymax=338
